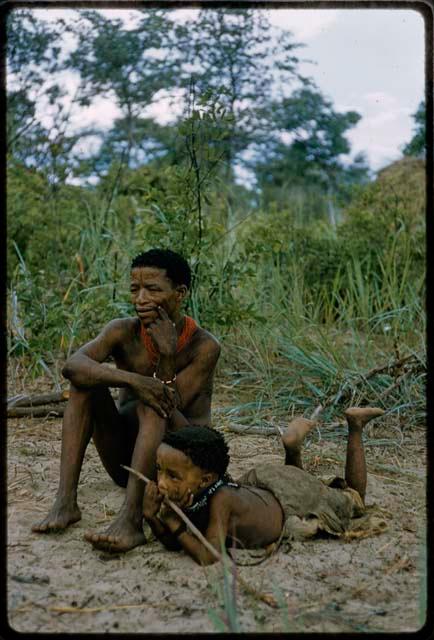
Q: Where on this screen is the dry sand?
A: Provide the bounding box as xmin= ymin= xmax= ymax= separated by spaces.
xmin=7 ymin=384 xmax=427 ymax=633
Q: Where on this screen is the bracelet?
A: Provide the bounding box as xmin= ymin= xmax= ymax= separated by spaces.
xmin=153 ymin=371 xmax=177 ymax=385
xmin=172 ymin=521 xmax=187 ymax=537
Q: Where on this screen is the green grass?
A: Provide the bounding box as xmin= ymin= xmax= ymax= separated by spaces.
xmin=7 ymin=195 xmax=426 ymax=436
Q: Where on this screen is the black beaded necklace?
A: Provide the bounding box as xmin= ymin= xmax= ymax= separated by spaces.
xmin=185 ymin=476 xmax=239 ymax=514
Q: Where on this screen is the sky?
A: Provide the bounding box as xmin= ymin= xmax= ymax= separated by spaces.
xmin=26 ymin=7 xmax=425 ymax=177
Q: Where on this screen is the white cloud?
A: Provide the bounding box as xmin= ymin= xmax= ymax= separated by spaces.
xmin=169 ymin=9 xmax=199 ymax=23
xmin=71 ymin=97 xmax=123 ymax=130
xmin=364 ymin=92 xmax=398 ymax=109
xmin=347 ymin=103 xmax=416 ymax=171
xmin=72 ymin=135 xmax=102 ymax=157
xmin=267 ymin=9 xmax=340 ymax=41
xmin=141 ymin=88 xmax=186 ymax=125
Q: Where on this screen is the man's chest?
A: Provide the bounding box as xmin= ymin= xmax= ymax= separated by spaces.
xmin=113 ymin=337 xmax=192 ymax=375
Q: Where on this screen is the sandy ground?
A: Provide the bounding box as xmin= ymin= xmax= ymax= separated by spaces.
xmin=7 ymin=380 xmax=427 ymax=634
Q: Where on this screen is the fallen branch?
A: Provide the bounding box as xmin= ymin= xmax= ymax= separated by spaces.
xmin=7 ymin=390 xmax=69 ymax=408
xmin=227 ymin=404 xmax=324 ymax=437
xmin=362 ymin=354 xmax=421 ymax=381
xmin=7 ymin=404 xmax=66 ymax=418
xmin=122 ymin=464 xmax=278 ymax=609
xmin=311 ymin=353 xmax=424 ymax=415
xmin=226 ymin=424 xmax=277 ymax=436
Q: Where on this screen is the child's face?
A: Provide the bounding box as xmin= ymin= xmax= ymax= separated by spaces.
xmin=156 ymin=443 xmax=212 ymax=507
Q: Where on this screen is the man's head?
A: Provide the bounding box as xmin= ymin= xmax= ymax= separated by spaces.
xmin=156 ymin=426 xmax=230 ymax=507
xmin=130 ymin=249 xmax=191 ymax=324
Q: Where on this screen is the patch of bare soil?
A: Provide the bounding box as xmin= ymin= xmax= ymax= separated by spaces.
xmin=7 ymin=379 xmax=427 ymax=633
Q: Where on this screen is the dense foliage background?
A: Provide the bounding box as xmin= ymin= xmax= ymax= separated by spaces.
xmin=7 ymin=8 xmax=426 ymax=427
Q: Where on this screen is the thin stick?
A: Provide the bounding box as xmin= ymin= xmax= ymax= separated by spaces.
xmin=121 ymin=465 xmax=278 ymax=609
xmin=48 ymin=603 xmax=173 ymax=614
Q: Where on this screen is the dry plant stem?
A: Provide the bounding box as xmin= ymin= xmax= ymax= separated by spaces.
xmin=121 ymin=465 xmax=278 ymax=609
xmin=48 ymin=603 xmax=173 ymax=614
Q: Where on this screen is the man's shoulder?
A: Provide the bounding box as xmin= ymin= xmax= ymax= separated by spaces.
xmin=194 ymin=326 xmax=221 ymax=355
xmin=101 ymin=317 xmax=138 ymax=339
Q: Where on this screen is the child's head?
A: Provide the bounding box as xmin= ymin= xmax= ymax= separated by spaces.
xmin=156 ymin=425 xmax=230 ymax=507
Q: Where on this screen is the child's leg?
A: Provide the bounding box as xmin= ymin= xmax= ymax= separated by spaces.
xmin=344 ymin=407 xmax=385 ymax=502
xmin=281 ymin=417 xmax=316 ymax=468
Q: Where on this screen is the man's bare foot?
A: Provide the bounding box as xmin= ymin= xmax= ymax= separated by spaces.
xmin=281 ymin=417 xmax=317 ymax=452
xmin=84 ymin=511 xmax=145 ymax=553
xmin=344 ymin=407 xmax=385 ymax=432
xmin=32 ymin=498 xmax=81 ymax=533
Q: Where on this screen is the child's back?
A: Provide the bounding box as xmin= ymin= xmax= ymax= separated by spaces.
xmin=142 ymin=407 xmax=385 ymax=564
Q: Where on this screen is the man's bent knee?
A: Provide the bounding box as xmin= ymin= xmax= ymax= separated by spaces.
xmin=136 ymin=403 xmax=162 ymax=422
xmin=67 ymin=384 xmax=114 ymax=410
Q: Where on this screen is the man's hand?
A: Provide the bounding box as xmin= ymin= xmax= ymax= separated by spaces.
xmin=142 ymin=481 xmax=164 ymax=520
xmin=130 ymin=373 xmax=176 ymax=417
xmin=146 ymin=306 xmax=178 ymax=356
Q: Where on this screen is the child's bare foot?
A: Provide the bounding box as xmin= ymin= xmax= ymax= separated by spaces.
xmin=32 ymin=498 xmax=81 ymax=533
xmin=281 ymin=417 xmax=317 ymax=452
xmin=84 ymin=510 xmax=145 ymax=553
xmin=344 ymin=407 xmax=385 ymax=432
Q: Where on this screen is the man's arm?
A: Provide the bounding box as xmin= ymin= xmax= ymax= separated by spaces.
xmin=160 ymin=338 xmax=221 ymax=412
xmin=62 ymin=320 xmax=133 ymax=387
xmin=145 ymin=307 xmax=221 ymax=412
xmin=62 ymin=319 xmax=174 ymax=417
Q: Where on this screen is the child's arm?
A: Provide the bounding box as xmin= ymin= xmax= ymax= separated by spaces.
xmin=161 ymin=492 xmax=232 ymax=565
xmin=143 ymin=482 xmax=181 ymax=551
xmin=146 ymin=511 xmax=182 ymax=551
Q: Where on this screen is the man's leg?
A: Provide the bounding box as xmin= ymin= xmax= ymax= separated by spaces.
xmin=84 ymin=403 xmax=167 ymax=552
xmin=32 ymin=385 xmax=126 ymax=533
xmin=281 ymin=417 xmax=316 ymax=468
xmin=344 ymin=407 xmax=385 ymax=502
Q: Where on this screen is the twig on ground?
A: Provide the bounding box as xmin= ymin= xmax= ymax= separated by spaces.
xmin=48 ymin=603 xmax=174 ymax=614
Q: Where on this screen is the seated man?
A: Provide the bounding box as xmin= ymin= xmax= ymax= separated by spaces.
xmin=32 ymin=248 xmax=221 ymax=553
xmin=141 ymin=407 xmax=385 ymax=564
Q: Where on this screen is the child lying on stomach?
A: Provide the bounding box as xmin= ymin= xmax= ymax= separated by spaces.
xmin=142 ymin=407 xmax=385 ymax=565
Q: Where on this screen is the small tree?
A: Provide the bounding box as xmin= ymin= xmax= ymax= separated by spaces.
xmin=403 ymin=100 xmax=426 ymax=158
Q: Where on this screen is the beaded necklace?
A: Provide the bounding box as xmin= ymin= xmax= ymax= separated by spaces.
xmin=140 ymin=315 xmax=198 ymax=366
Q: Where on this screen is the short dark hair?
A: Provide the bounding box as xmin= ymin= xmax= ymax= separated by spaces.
xmin=131 ymin=249 xmax=191 ymax=289
xmin=162 ymin=425 xmax=230 ymax=477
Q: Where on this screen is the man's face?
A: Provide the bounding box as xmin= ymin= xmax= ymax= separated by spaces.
xmin=156 ymin=443 xmax=211 ymax=507
xmin=130 ymin=266 xmax=185 ymax=326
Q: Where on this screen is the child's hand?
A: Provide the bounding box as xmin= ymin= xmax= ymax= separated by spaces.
xmin=159 ymin=509 xmax=183 ymax=533
xmin=143 ymin=481 xmax=163 ymax=519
